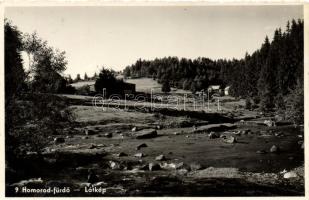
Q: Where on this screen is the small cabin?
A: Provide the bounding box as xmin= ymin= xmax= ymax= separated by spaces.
xmin=224 ymin=86 xmax=231 ymax=96
xmin=208 ymin=85 xmax=220 ymax=93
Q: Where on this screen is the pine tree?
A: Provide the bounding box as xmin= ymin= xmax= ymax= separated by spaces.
xmin=84 ymin=73 xmax=88 ymax=81
xmin=258 ymin=31 xmax=281 ymax=111
xmin=162 ymin=81 xmax=171 ymax=93
xmin=5 ymin=20 xmax=25 ymax=100
xmin=75 ymin=74 xmax=81 ymax=82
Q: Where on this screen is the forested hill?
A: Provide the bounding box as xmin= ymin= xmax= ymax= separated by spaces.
xmin=123 ymin=19 xmax=303 ymax=111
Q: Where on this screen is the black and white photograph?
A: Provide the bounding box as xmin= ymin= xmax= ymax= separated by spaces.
xmin=4 ymin=3 xmax=306 ymax=197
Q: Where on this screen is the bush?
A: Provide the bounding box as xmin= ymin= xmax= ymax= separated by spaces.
xmin=275 ymin=93 xmax=285 ymax=110
xmin=6 ymin=93 xmax=75 ymax=159
xmin=162 ymin=81 xmax=171 ymax=93
xmin=245 ymin=98 xmax=252 ymax=110
xmin=60 ymin=84 xmax=76 ymax=95
xmin=285 ymin=86 xmax=303 ymax=125
xmin=75 ymin=85 xmax=90 ymax=95
xmin=95 ymin=68 xmax=117 ymax=96
xmin=253 ymin=96 xmax=260 ymax=105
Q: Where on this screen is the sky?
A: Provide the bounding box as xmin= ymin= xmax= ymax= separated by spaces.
xmin=5 ymin=6 xmax=303 ymax=78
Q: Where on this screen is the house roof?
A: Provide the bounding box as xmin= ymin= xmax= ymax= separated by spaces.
xmin=208 ymin=85 xmax=220 ymax=90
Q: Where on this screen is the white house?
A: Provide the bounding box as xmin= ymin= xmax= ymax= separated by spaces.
xmin=208 ymin=85 xmax=220 ymax=93
xmin=224 ymin=86 xmax=231 ymax=96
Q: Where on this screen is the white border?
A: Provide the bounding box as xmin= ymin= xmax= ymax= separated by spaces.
xmin=0 ymin=1 xmax=307 ymax=200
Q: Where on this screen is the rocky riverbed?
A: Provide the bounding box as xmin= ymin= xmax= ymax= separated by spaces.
xmin=6 ymin=105 xmax=304 ymax=196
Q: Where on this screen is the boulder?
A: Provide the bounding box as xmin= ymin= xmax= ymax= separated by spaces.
xmin=115 ymin=130 xmax=121 ymax=134
xmin=155 ymin=155 xmax=166 ymax=161
xmin=264 ymin=120 xmax=276 ymax=127
xmin=82 ymin=136 xmax=89 ymax=139
xmin=175 ymin=162 xmax=186 ymax=169
xmin=131 ymin=127 xmax=138 ymax=132
xmin=223 ymin=136 xmax=237 ymax=144
xmin=104 ymin=132 xmax=113 ymax=138
xmin=241 ymin=129 xmax=250 ymax=135
xmin=138 ymin=164 xmax=149 ymax=170
xmin=54 ymin=137 xmax=65 ymax=144
xmin=193 ymin=123 xmax=236 ymax=133
xmin=85 ymin=129 xmax=96 ymax=135
xmin=220 ymin=135 xmax=227 ymax=139
xmin=274 ymin=114 xmax=284 ymax=122
xmin=283 ymin=171 xmax=298 ymax=179
xmin=89 ymin=144 xmax=97 ymax=149
xmin=234 ymin=131 xmax=241 ymax=136
xmin=298 ymin=140 xmax=303 ymax=145
xmin=275 ymin=132 xmax=284 ymax=137
xmin=174 ymin=132 xmax=180 ymax=135
xmin=26 ymin=151 xmax=38 ymax=155
xmin=134 ymin=153 xmax=145 ymax=158
xmin=160 ymin=162 xmax=176 ymax=169
xmin=149 ymin=163 xmax=161 ymax=171
xmin=190 ymin=162 xmax=203 ymax=171
xmin=117 ymin=152 xmax=128 ymax=157
xmin=208 ymin=132 xmax=220 ymax=139
xmin=135 ymin=129 xmax=157 ymax=139
xmin=270 ymin=145 xmax=279 ymax=153
xmin=136 ymin=143 xmax=148 ymax=150
xmin=256 ymin=150 xmax=267 ymax=154
xmin=176 ymin=169 xmax=189 ymax=176
xmin=109 ymin=161 xmax=121 ymax=170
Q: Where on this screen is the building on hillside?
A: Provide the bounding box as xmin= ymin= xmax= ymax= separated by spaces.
xmin=122 ymin=82 xmax=136 ymax=94
xmin=116 ymin=74 xmax=124 ymax=80
xmin=224 ymin=86 xmax=231 ymax=96
xmin=208 ymin=85 xmax=220 ymax=93
xmin=89 ymin=84 xmax=95 ymax=92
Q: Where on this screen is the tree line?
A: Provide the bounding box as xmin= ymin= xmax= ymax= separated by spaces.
xmin=123 ymin=19 xmax=303 ymax=116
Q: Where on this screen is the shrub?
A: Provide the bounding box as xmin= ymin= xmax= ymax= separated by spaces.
xmin=6 ymin=93 xmax=75 ymax=159
xmin=245 ymin=98 xmax=252 ymax=110
xmin=253 ymin=96 xmax=260 ymax=105
xmin=285 ymin=86 xmax=303 ymax=125
xmin=75 ymin=85 xmax=90 ymax=95
xmin=162 ymin=81 xmax=171 ymax=93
